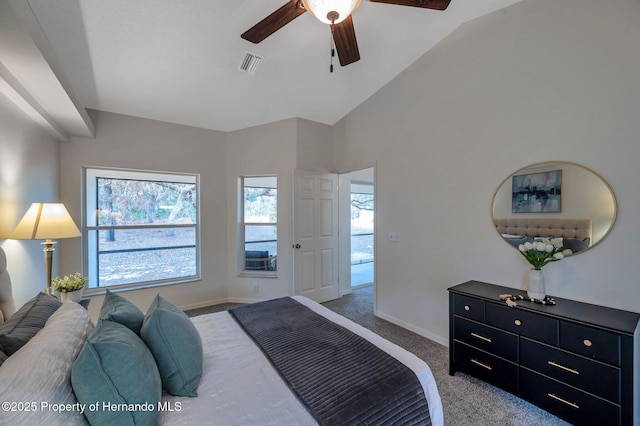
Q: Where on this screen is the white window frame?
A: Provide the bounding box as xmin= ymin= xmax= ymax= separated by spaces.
xmin=83 ymin=166 xmax=201 ymax=293
xmin=239 ymin=175 xmax=278 ymax=278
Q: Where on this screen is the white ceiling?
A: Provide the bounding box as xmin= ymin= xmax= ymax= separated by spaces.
xmin=3 ymin=0 xmax=522 ymax=135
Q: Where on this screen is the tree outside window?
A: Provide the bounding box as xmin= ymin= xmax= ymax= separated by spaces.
xmin=84 ymin=168 xmax=200 ymax=290
xmin=241 ymin=176 xmax=277 ymax=274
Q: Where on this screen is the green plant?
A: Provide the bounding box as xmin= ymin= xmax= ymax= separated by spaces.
xmin=518 ymin=238 xmax=572 ymax=270
xmin=52 ymin=272 xmax=89 ymax=293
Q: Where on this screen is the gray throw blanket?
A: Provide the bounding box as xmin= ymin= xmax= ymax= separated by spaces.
xmin=229 ymin=297 xmax=431 ymax=425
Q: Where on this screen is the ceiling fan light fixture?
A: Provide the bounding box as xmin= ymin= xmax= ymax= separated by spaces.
xmin=301 ymin=0 xmax=362 ymax=24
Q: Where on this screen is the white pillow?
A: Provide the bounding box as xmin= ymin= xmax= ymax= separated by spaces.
xmin=0 ymin=301 xmax=93 ymax=425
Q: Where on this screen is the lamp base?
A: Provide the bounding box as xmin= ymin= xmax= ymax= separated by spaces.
xmin=41 ymin=240 xmax=56 ymax=293
xmin=44 ymin=286 xmax=59 ymax=299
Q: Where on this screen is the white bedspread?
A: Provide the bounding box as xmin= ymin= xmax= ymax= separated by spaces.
xmin=161 ymin=296 xmax=443 ymax=426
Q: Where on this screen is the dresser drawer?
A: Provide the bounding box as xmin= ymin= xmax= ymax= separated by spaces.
xmin=560 ymin=321 xmax=620 ymax=366
xmin=452 ymin=294 xmax=484 ymax=322
xmin=520 ymin=338 xmax=620 ymax=403
xmin=453 ymin=341 xmax=517 ymax=393
xmin=453 ymin=316 xmax=518 ymax=362
xmin=485 ymin=302 xmax=557 ymax=345
xmin=520 ymin=368 xmax=620 ymax=426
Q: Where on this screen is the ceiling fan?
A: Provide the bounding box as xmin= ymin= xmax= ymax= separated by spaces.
xmin=241 ymin=0 xmax=452 ymax=68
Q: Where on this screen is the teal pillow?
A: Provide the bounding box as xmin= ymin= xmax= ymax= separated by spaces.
xmin=140 ymin=295 xmax=203 ymax=397
xmin=99 ymin=289 xmax=145 ymax=335
xmin=71 ymin=320 xmax=162 ymax=426
xmin=504 ymin=235 xmax=534 ymax=248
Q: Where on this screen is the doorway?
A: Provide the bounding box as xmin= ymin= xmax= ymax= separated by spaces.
xmin=350 ymin=180 xmax=374 ymax=288
xmin=338 ymin=167 xmax=374 ymax=294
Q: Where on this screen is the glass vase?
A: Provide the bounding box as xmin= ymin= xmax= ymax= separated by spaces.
xmin=527 ymin=269 xmax=546 ymax=300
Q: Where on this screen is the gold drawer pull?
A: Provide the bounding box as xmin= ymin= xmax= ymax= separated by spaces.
xmin=548 ymin=360 xmax=580 ymax=375
xmin=471 ymin=332 xmax=492 ymax=343
xmin=583 ymin=339 xmax=592 ymax=347
xmin=547 ymin=393 xmax=580 ymax=409
xmin=464 ymin=305 xmax=471 ymax=311
xmin=470 ymin=359 xmax=492 ymax=371
xmin=514 ymin=319 xmax=522 ymax=326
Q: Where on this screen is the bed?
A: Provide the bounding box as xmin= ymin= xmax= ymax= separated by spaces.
xmin=494 ymin=217 xmax=592 ymax=253
xmin=0 ymin=251 xmax=443 ymax=425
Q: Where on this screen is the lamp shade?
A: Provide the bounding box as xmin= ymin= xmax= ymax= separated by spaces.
xmin=11 ymin=203 xmax=81 ymax=240
xmin=301 ymin=0 xmax=362 ymax=24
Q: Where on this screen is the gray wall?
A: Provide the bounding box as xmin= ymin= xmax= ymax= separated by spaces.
xmin=2 ymin=0 xmax=638 ymax=347
xmin=333 ymin=0 xmax=640 ymax=343
xmin=225 ymin=117 xmax=334 ymax=302
xmin=56 ymin=113 xmax=332 ymax=318
xmin=0 ymin=92 xmax=60 ymax=307
xmin=225 ymin=118 xmax=298 ymax=302
xmin=59 ymin=110 xmax=229 ymax=318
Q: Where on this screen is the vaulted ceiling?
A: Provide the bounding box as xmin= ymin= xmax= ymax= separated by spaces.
xmin=1 ymin=0 xmax=521 ymax=137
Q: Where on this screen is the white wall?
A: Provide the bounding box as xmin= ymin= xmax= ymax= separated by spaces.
xmin=333 ymin=0 xmax=640 ymax=344
xmin=0 ymin=92 xmax=60 ymax=308
xmin=59 ymin=110 xmax=229 ymax=319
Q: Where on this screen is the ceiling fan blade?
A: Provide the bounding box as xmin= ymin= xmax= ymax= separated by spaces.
xmin=368 ymin=0 xmax=451 ymax=11
xmin=331 ymin=15 xmax=360 ymax=67
xmin=241 ymin=0 xmax=307 ymax=44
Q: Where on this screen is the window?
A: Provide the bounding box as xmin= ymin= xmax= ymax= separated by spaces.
xmin=83 ymin=167 xmax=200 ymax=291
xmin=240 ymin=176 xmax=277 ymax=275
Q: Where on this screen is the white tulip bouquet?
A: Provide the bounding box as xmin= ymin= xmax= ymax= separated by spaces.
xmin=518 ymin=238 xmax=572 ymax=270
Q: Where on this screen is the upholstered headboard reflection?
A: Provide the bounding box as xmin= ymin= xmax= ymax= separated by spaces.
xmin=0 ymin=247 xmax=16 ymax=323
xmin=495 ymin=218 xmax=592 ymax=240
xmin=495 ymin=218 xmax=593 ymax=252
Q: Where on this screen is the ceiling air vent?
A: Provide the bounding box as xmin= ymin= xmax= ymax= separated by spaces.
xmin=238 ymin=51 xmax=264 ymax=75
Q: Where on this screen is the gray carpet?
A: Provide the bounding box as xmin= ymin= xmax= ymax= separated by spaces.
xmin=186 ymin=287 xmax=570 ymax=426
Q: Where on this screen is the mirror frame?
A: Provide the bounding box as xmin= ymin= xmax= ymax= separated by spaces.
xmin=491 ymin=161 xmax=617 ymax=255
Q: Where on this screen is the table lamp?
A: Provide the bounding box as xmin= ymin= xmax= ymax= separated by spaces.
xmin=10 ymin=203 xmax=81 ymax=292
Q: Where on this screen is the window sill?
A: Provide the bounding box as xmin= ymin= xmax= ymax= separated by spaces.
xmin=84 ymin=276 xmax=201 ymax=296
xmin=239 ymin=272 xmax=278 ymax=279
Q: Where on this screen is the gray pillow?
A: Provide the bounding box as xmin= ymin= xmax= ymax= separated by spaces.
xmin=563 ymin=237 xmax=591 ymax=253
xmin=0 ymin=334 xmax=30 ymax=355
xmin=0 ymin=292 xmax=61 ymax=362
xmin=140 ymin=295 xmax=203 ymax=396
xmin=99 ymin=289 xmax=145 ymax=334
xmin=71 ymin=320 xmax=162 ymax=426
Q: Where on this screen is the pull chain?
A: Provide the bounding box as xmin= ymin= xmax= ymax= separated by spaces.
xmin=329 ymin=29 xmax=335 ymax=73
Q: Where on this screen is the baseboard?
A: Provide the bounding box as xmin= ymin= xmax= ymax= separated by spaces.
xmin=227 ymin=296 xmax=265 ymax=304
xmin=180 ymin=296 xmax=268 ymax=311
xmin=179 ymin=298 xmax=229 ymax=311
xmin=375 ymin=310 xmax=449 ymax=347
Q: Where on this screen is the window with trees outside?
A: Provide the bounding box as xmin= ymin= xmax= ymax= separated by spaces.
xmin=241 ymin=176 xmax=277 ymax=275
xmin=83 ymin=167 xmax=200 ymax=291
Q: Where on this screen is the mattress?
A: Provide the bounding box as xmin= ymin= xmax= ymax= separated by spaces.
xmin=160 ymin=296 xmax=443 ymax=425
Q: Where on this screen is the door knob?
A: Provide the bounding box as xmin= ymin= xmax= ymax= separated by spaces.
xmin=293 ymin=244 xmax=301 ymax=249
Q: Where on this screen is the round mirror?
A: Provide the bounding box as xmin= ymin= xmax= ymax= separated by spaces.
xmin=491 ymin=161 xmax=617 ymax=254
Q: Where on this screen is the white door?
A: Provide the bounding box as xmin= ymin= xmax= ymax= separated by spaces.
xmin=293 ymin=170 xmax=339 ymax=303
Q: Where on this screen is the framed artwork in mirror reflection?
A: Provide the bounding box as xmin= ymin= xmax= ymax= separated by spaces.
xmin=512 ymin=170 xmax=561 ymax=213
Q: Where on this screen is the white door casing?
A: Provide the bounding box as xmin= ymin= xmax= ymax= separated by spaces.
xmin=293 ymin=170 xmax=339 ymax=303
